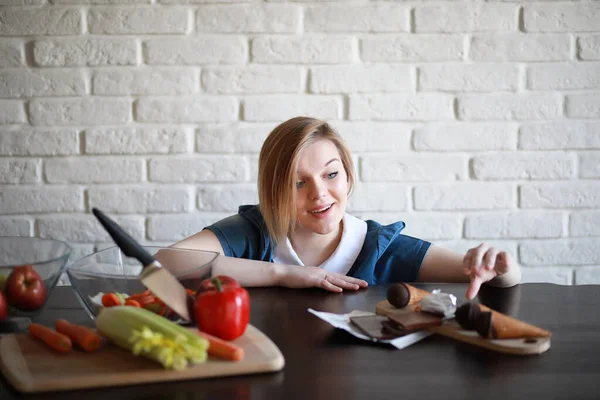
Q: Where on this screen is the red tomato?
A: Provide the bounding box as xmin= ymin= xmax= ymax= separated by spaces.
xmin=5 ymin=265 xmax=47 ymax=311
xmin=195 ymin=277 xmax=249 ymax=341
xmin=0 ymin=290 xmax=7 ymax=322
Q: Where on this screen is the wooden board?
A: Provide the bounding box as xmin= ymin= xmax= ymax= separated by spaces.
xmin=376 ymin=300 xmax=551 ymax=355
xmin=0 ymin=324 xmax=284 ymax=393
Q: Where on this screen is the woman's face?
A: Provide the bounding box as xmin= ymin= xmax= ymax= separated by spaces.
xmin=294 ymin=139 xmax=348 ymax=236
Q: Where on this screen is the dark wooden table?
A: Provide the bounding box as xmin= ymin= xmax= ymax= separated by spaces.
xmin=1 ymin=282 xmax=599 ymax=400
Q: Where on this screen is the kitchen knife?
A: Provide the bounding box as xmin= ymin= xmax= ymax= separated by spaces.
xmin=91 ymin=208 xmax=191 ymax=322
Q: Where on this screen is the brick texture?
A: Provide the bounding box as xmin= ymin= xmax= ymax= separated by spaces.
xmin=88 ymin=8 xmax=189 ymax=34
xmin=196 ymin=5 xmax=301 ymax=33
xmin=0 ymin=129 xmax=79 ymax=156
xmin=0 ymin=0 xmax=598 ymax=285
xmin=252 ymin=36 xmax=357 ymax=64
xmin=34 ymin=39 xmax=138 ymax=67
xmin=93 ymin=68 xmax=197 ymax=95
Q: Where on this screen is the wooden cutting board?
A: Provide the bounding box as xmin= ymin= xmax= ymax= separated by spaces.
xmin=0 ymin=324 xmax=284 ymax=393
xmin=376 ymin=300 xmax=551 ymax=355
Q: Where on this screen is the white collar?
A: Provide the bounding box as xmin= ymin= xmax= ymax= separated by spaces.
xmin=272 ymin=214 xmax=367 ymax=276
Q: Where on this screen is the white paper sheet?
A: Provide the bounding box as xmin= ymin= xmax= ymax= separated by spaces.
xmin=307 ymin=308 xmax=433 ymax=350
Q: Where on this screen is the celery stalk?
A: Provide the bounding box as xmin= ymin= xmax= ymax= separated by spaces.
xmin=96 ymin=306 xmax=208 ymax=370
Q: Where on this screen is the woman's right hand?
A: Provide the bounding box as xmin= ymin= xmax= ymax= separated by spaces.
xmin=275 ymin=265 xmax=368 ymax=292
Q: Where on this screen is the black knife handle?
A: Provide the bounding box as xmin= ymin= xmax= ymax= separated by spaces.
xmin=92 ymin=208 xmax=154 ymax=267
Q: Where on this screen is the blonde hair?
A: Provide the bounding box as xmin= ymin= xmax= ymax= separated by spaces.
xmin=258 ymin=117 xmax=355 ymax=245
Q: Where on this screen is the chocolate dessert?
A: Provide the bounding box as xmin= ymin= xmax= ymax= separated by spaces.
xmin=387 ymin=283 xmax=430 ymax=309
xmin=455 ymin=302 xmax=551 ymax=339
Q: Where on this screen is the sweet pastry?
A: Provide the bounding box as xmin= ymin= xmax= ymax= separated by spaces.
xmin=387 ymin=283 xmax=430 ymax=308
xmin=455 ymin=302 xmax=551 ymax=339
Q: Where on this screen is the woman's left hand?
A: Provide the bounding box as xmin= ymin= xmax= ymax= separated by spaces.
xmin=463 ymin=243 xmax=516 ymax=300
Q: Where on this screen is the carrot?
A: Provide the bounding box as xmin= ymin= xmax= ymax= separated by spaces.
xmin=135 ymin=295 xmax=157 ymax=307
xmin=102 ymin=293 xmax=122 ymax=307
xmin=124 ymin=299 xmax=141 ymax=308
xmin=128 ymin=290 xmax=152 ymax=301
xmin=29 ymin=323 xmax=72 ymax=353
xmin=159 ymin=305 xmax=176 ymax=318
xmin=55 ymin=319 xmax=102 ymax=353
xmin=195 ymin=330 xmax=245 ymax=361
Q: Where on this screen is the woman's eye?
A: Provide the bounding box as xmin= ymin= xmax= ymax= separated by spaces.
xmin=327 ymin=171 xmax=338 ymax=179
xmin=296 ymin=181 xmax=305 ymax=189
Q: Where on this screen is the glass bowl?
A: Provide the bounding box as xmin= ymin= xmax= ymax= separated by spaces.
xmin=67 ymin=246 xmax=219 ymax=320
xmin=0 ymin=236 xmax=72 ymax=322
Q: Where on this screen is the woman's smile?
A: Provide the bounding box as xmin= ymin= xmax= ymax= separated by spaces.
xmin=308 ymin=203 xmax=335 ymax=218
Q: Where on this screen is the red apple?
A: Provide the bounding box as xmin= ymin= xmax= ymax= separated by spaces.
xmin=5 ymin=265 xmax=47 ymax=311
xmin=0 ymin=290 xmax=7 ymax=322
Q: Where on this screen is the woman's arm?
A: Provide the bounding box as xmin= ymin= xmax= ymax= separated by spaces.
xmin=155 ymin=230 xmax=281 ymax=287
xmin=418 ymin=243 xmax=522 ymax=299
xmin=417 ymin=245 xmax=468 ymax=283
xmin=168 ymin=229 xmax=225 ymax=255
xmin=156 ymin=230 xmax=367 ymax=291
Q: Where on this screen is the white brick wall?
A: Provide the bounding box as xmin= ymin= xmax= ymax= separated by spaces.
xmin=0 ymin=129 xmax=79 ymax=155
xmin=0 ymin=40 xmax=25 ymax=67
xmin=88 ymin=8 xmax=189 ymax=34
xmin=414 ymin=3 xmax=517 ymax=33
xmin=34 ymin=38 xmax=138 ymax=66
xmin=136 ymin=96 xmax=238 ymax=122
xmin=0 ymin=8 xmax=82 ymax=35
xmin=143 ymin=37 xmax=247 ymax=65
xmin=92 ymin=68 xmax=198 ymax=96
xmin=30 ymin=98 xmax=132 ymax=125
xmin=579 ymin=35 xmax=600 ymax=60
xmin=469 ymin=34 xmax=570 ymax=62
xmin=196 ymin=5 xmax=301 ymax=33
xmin=202 ymin=66 xmax=303 ymax=94
xmin=252 ymin=36 xmax=357 ymax=64
xmin=1 ymin=0 xmax=599 ymax=286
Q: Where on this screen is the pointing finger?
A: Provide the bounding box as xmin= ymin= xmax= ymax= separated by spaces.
xmin=466 ymin=275 xmax=483 ymax=300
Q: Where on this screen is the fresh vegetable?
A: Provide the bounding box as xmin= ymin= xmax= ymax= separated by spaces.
xmin=100 ymin=290 xmax=177 ymax=318
xmin=101 ymin=293 xmax=122 ymax=307
xmin=124 ymin=299 xmax=141 ymax=308
xmin=5 ymin=265 xmax=46 ymax=311
xmin=195 ymin=276 xmax=250 ymax=341
xmin=194 ymin=329 xmax=244 ymax=361
xmin=127 ymin=289 xmax=151 ymax=300
xmin=0 ymin=271 xmax=9 ymax=291
xmin=29 ymin=323 xmax=72 ymax=353
xmin=196 ymin=275 xmax=240 ymax=294
xmin=96 ymin=306 xmax=208 ymax=370
xmin=0 ymin=290 xmax=7 ymax=322
xmin=56 ymin=319 xmax=102 ymax=352
xmin=115 ymin=292 xmax=129 ymax=304
xmin=137 ymin=295 xmax=159 ymax=307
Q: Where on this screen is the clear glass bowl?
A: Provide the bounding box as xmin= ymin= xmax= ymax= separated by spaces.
xmin=0 ymin=236 xmax=72 ymax=319
xmin=67 ymin=246 xmax=219 ymax=320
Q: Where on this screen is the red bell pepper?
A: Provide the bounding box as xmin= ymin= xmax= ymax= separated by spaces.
xmin=194 ymin=276 xmax=250 ymax=341
xmin=196 ymin=275 xmax=240 ymax=294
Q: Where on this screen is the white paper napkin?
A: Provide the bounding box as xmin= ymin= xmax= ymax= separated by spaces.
xmin=307 ymin=308 xmax=432 ymax=350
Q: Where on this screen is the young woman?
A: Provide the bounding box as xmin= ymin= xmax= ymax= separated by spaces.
xmin=165 ymin=117 xmax=521 ymax=300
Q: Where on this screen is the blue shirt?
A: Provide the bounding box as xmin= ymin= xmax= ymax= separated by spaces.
xmin=205 ymin=205 xmax=431 ymax=285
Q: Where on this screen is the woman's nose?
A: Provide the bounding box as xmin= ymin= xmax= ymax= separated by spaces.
xmin=308 ymin=180 xmax=326 ymax=200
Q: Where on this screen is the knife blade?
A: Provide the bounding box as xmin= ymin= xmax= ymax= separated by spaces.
xmin=91 ymin=208 xmax=191 ymax=322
